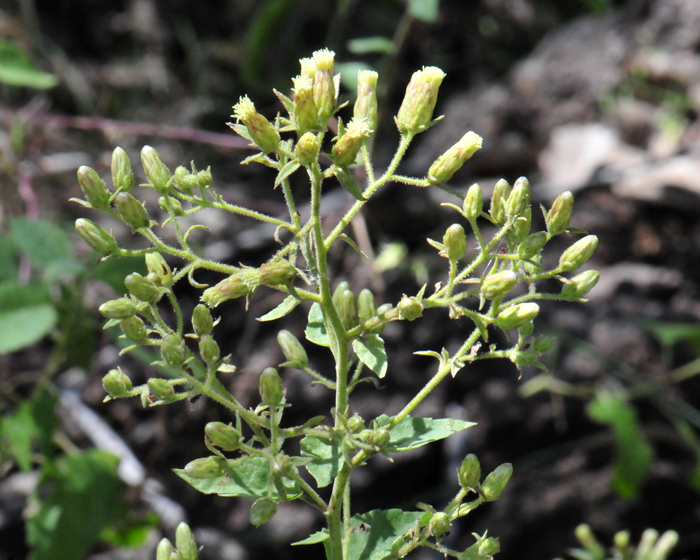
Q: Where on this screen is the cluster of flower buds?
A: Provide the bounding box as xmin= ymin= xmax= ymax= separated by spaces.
xmin=156 ymin=522 xmax=199 ymax=560
xmin=458 ymin=453 xmax=512 ymax=502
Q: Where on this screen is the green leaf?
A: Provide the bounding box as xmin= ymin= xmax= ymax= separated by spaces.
xmin=300 ymin=435 xmax=341 ymax=488
xmin=640 ymin=320 xmax=700 ymax=355
xmin=91 ymin=256 xmax=147 ymax=294
xmin=275 ymin=161 xmax=301 ymax=187
xmin=338 ymin=234 xmax=369 ymax=259
xmin=10 ymin=218 xmax=75 ymax=269
xmin=257 ymin=295 xmax=301 ymax=322
xmin=347 ymin=37 xmax=395 ymax=55
xmin=353 ymin=335 xmax=388 ymax=378
xmin=0 ymin=236 xmax=18 ymax=282
xmin=174 ymin=456 xmax=301 ymax=499
xmin=0 ymin=396 xmax=58 ymax=471
xmin=305 ymin=302 xmax=330 ymax=347
xmin=26 ymin=450 xmax=126 ymax=560
xmin=0 ymin=304 xmax=57 ymax=354
xmin=587 ymin=392 xmax=654 ymax=500
xmin=408 ymin=0 xmax=440 ymax=23
xmin=374 ymin=415 xmax=475 ymax=452
xmin=349 ymin=509 xmax=424 ymax=560
xmin=0 ymin=281 xmax=51 ymax=312
xmin=0 ymin=39 xmax=58 ymax=89
xmin=292 ymin=509 xmax=424 ymax=560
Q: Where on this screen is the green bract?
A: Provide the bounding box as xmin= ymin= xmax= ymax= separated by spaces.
xmin=74 ymin=50 xmax=600 ymax=560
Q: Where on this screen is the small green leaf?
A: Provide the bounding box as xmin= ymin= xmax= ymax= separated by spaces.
xmin=275 ymin=161 xmax=301 ymax=187
xmin=0 ymin=236 xmax=18 ymax=282
xmin=10 ymin=218 xmax=74 ymax=269
xmin=174 ymin=456 xmax=301 ymax=499
xmin=0 ymin=396 xmax=58 ymax=471
xmin=0 ymin=304 xmax=57 ymax=355
xmin=374 ymin=414 xmax=475 ymax=452
xmin=292 ymin=530 xmax=330 ymax=546
xmin=408 ymin=0 xmax=440 ymax=23
xmin=305 ymin=302 xmax=330 ymax=347
xmin=338 ymin=234 xmax=369 ymax=259
xmin=300 ymin=436 xmax=341 ymax=488
xmin=640 ymin=320 xmax=700 ymax=354
xmin=26 ymin=450 xmax=126 ymax=560
xmin=348 ymin=509 xmax=424 ymax=560
xmin=0 ymin=40 xmax=58 ymax=89
xmin=353 ymin=335 xmax=388 ymax=378
xmin=587 ymin=392 xmax=654 ymax=500
xmin=347 ymin=37 xmax=395 ymax=55
xmin=257 ymin=295 xmax=301 ymax=322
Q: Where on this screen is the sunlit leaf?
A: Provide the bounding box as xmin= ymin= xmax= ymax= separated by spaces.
xmin=0 ymin=304 xmax=57 ymax=355
xmin=305 ymin=302 xmax=330 ymax=347
xmin=300 ymin=435 xmax=341 ymax=488
xmin=374 ymin=414 xmax=475 ymax=452
xmin=353 ymin=335 xmax=388 ymax=378
xmin=257 ymin=295 xmax=301 ymax=322
xmin=0 ymin=40 xmax=58 ymax=89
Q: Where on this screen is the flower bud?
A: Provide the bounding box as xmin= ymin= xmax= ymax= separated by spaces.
xmin=575 ymin=525 xmax=604 ymax=559
xmin=173 ymin=166 xmax=197 ymax=193
xmin=652 ymin=531 xmax=679 ymax=559
xmin=561 ymin=269 xmax=600 ymax=298
xmin=512 ymin=206 xmax=531 ymax=242
xmin=175 ymin=522 xmax=198 ymax=560
xmin=148 ymin=378 xmax=174 ymax=401
xmin=478 ymin=537 xmax=500 ymax=557
xmin=249 ymin=497 xmax=277 ymax=526
xmin=159 ymin=196 xmax=184 ymax=216
xmin=333 ymin=281 xmax=351 ymax=299
xmin=480 ymin=271 xmax=517 ymax=299
xmin=272 ymin=454 xmax=293 ymax=478
xmin=199 ymin=334 xmax=220 ymax=365
xmin=505 ymin=176 xmax=530 ymax=219
xmin=77 ymin=166 xmax=111 ymax=210
xmin=347 ymin=414 xmax=364 ymax=433
xmin=116 ymin=192 xmax=150 ymax=230
xmin=396 ymin=67 xmax=446 ymax=135
xmin=369 ymin=303 xmax=392 ymax=334
xmin=125 ymin=272 xmax=162 ymax=304
xmin=192 ymin=304 xmax=213 ymax=336
xmin=332 ymin=118 xmax=372 ymax=168
xmin=201 ymin=269 xmax=261 ymax=308
xmin=205 ymin=422 xmax=242 ymax=452
xmin=75 ymin=218 xmax=118 ymax=255
xmin=259 ymin=260 xmax=295 ymax=287
xmin=547 ymin=191 xmax=574 ymax=236
xmin=354 ymin=70 xmax=379 ymax=131
xmin=496 ymin=303 xmax=540 ymax=330
xmin=333 ymin=166 xmax=364 ymax=200
xmin=357 ymin=289 xmax=376 ymax=325
xmin=517 ymin=231 xmax=547 ymax=260
xmin=519 ymin=320 xmax=534 ymax=337
xmin=428 ymin=512 xmax=450 ymax=539
xmin=481 ymin=463 xmax=513 ymax=501
xmin=458 ymin=454 xmax=481 ymax=489
xmin=398 ymin=295 xmax=422 ymax=321
xmin=427 ymin=131 xmax=482 ymax=184
xmin=156 ymin=538 xmax=174 ymax=560
xmin=161 ymin=334 xmax=186 ymax=367
xmin=337 ymin=289 xmax=358 ymax=330
xmin=232 ymin=96 xmax=280 ymax=154
xmin=532 ymin=336 xmax=554 ymax=353
xmin=299 ymin=57 xmax=315 ymax=81
xmin=292 ymin=75 xmax=318 ymax=136
xmin=370 ymin=428 xmax=390 ymax=448
xmin=141 ymin=146 xmax=171 ymax=193
xmin=102 ymin=368 xmax=132 ymax=397
xmin=558 ymin=235 xmax=598 ymax=272
xmin=197 ymin=168 xmax=212 ymax=188
xmin=614 ymin=530 xmax=630 ymax=551
xmin=463 ymin=183 xmax=483 ymax=221
xmin=145 ymin=253 xmax=171 ymax=286
xmin=441 ymin=224 xmax=467 ymax=260
xmin=184 ymin=456 xmax=226 ymax=479
xmin=278 ymin=330 xmax=308 ymax=368
xmin=295 ymin=132 xmax=321 ymax=166
xmin=260 ymin=367 xmax=283 ymax=406
xmin=121 ymin=315 xmax=148 ymax=342
xmin=312 ymin=49 xmax=336 ymax=126
xmin=99 ymin=297 xmax=136 ymax=319
xmin=489 ymin=179 xmax=511 ymax=225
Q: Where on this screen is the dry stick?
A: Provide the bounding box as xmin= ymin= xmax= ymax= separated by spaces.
xmin=34 ymin=114 xmax=255 ymax=150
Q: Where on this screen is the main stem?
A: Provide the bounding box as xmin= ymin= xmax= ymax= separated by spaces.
xmin=310 ymin=162 xmax=351 ymax=560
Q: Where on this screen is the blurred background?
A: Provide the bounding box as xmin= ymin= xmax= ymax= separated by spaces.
xmin=1 ymin=0 xmax=700 ymax=559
